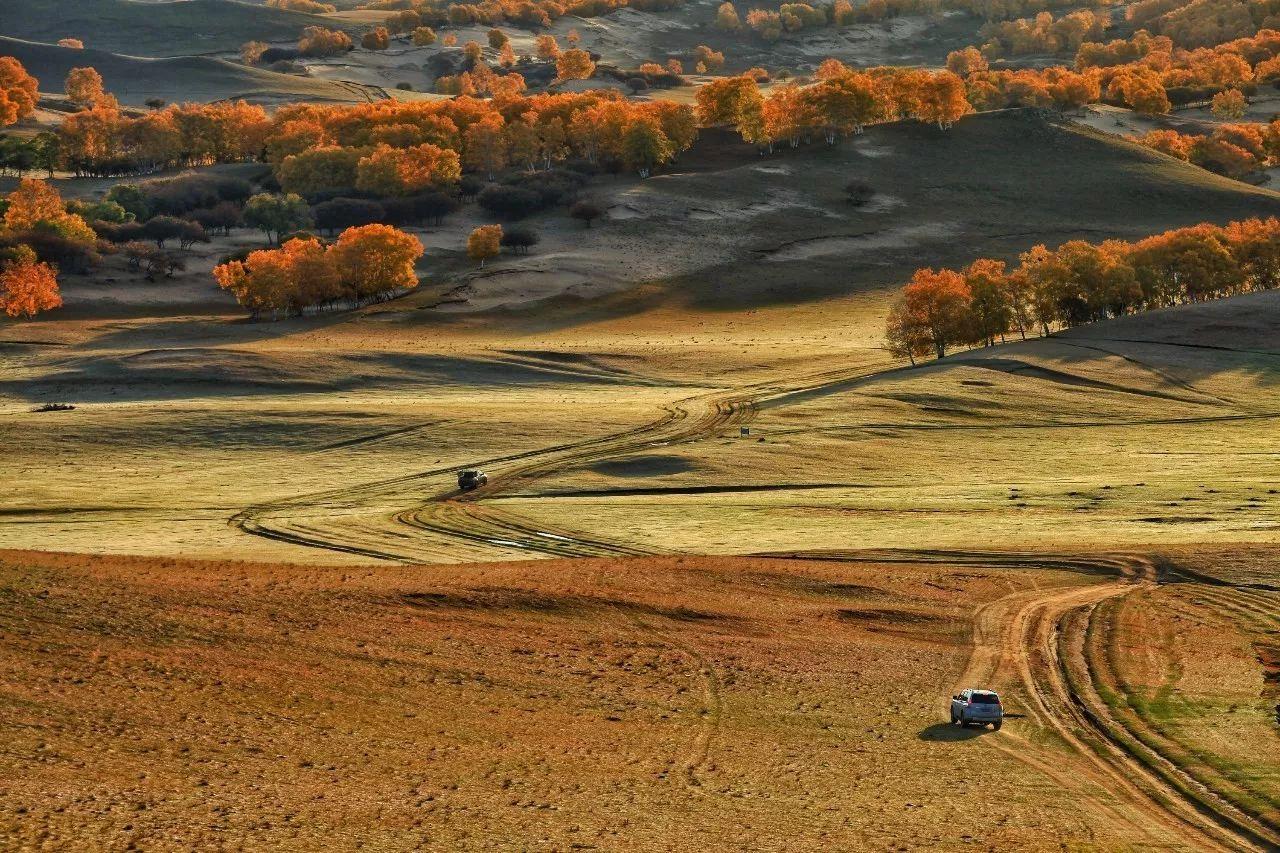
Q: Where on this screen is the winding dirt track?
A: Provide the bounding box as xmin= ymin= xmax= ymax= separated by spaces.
xmin=959 ymin=553 xmax=1278 ymax=851
xmin=229 ymin=362 xmax=1277 ymax=848
xmin=231 ymin=359 xmax=900 ymax=562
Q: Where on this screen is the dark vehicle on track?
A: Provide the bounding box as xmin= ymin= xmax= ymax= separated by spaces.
xmin=457 ymin=469 xmax=488 ymax=491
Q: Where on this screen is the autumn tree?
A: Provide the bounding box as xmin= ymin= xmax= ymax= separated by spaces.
xmin=467 ymin=224 xmax=502 ymax=266
xmin=0 ymin=58 xmax=39 ymax=128
xmin=714 ymin=2 xmax=742 ymax=30
xmin=962 ymin=258 xmax=1012 ymax=345
xmin=884 ymin=298 xmax=931 ymax=365
xmin=488 ymin=28 xmax=509 ymax=48
xmin=556 ymin=49 xmax=596 ymax=82
xmin=913 ymin=71 xmax=969 ymax=129
xmin=413 ymin=26 xmax=437 ymax=45
xmin=363 ymin=27 xmax=391 ymax=50
xmin=1211 ymin=88 xmax=1247 ymax=119
xmin=328 ymin=223 xmax=424 ymax=297
xmin=241 ymin=41 xmax=270 ymax=65
xmin=946 ymin=46 xmax=988 ymax=76
xmin=536 ymin=35 xmax=561 ymax=60
xmin=65 ymin=67 xmax=107 ymax=107
xmin=901 ymin=268 xmax=972 ymax=357
xmin=358 ymin=143 xmax=461 ymax=195
xmin=278 ymin=146 xmax=364 ymax=197
xmin=0 ymin=246 xmax=62 ymax=319
xmin=213 ymin=225 xmax=422 ymax=314
xmin=299 ymin=26 xmax=353 ymax=57
xmin=697 ymin=75 xmax=765 ymax=143
xmin=621 ymin=115 xmax=674 ymax=176
xmin=3 ymin=179 xmax=96 ymax=243
xmin=214 ymin=237 xmax=339 ymax=314
xmin=693 ymin=45 xmax=726 ymax=71
xmin=58 ymin=38 xmax=85 ymax=49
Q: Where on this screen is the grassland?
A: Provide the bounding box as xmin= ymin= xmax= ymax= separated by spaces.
xmin=0 ymin=37 xmax=382 ymax=106
xmin=2 ymin=0 xmax=1279 ymax=841
xmin=3 ymin=546 xmax=1275 ymax=849
xmin=0 ymin=0 xmax=335 ymax=57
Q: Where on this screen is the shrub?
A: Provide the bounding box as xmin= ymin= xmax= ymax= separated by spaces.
xmin=477 ymin=185 xmax=542 ymax=220
xmin=410 ymin=191 xmax=460 ymax=225
xmin=313 ymin=197 xmax=387 ymax=234
xmin=93 ymin=220 xmax=146 ymax=243
xmin=143 ymin=215 xmax=191 ymax=248
xmin=3 ymin=230 xmax=100 ymax=273
xmin=506 ymin=168 xmax=589 ymax=207
xmin=844 ymin=181 xmax=875 ymax=206
xmin=501 ymin=227 xmax=539 ymax=253
xmin=569 ymin=198 xmax=603 ymax=227
xmin=188 ymin=201 xmax=243 ymax=236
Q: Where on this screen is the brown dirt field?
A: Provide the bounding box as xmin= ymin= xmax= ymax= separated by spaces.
xmin=3 ymin=546 xmax=1276 ymax=850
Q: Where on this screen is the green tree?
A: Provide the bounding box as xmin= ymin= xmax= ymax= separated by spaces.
xmin=243 ymin=192 xmax=312 ymax=245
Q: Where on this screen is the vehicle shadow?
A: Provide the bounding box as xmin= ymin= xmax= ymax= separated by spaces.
xmin=917 ymin=722 xmax=993 ymax=742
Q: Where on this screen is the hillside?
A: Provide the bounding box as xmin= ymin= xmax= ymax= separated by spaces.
xmin=371 ymin=109 xmax=1280 ymax=320
xmin=0 ymin=0 xmax=335 ymax=57
xmin=0 ymin=37 xmax=381 ymax=105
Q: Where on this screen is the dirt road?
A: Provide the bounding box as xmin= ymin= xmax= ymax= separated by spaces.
xmin=229 ymin=364 xmax=1279 ymax=849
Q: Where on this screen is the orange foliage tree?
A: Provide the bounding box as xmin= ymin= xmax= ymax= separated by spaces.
xmin=213 ymin=225 xmax=423 ymax=315
xmin=467 ymin=224 xmax=502 ymax=266
xmin=65 ymin=67 xmax=107 ymax=107
xmin=3 ymin=179 xmax=96 ymax=243
xmin=555 ymin=49 xmax=596 ymax=81
xmin=0 ymin=247 xmax=62 ymax=319
xmin=356 ymin=143 xmax=462 ymax=195
xmin=299 ymin=26 xmax=354 ymax=57
xmin=0 ymin=57 xmax=39 ymax=128
xmin=885 ymin=217 xmax=1280 ymax=361
xmin=362 ymin=27 xmax=391 ymax=50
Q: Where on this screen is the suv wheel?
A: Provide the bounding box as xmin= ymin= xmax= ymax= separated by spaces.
xmin=992 ymin=720 xmax=1002 ymax=731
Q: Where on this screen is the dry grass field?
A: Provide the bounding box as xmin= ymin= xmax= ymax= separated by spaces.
xmin=2 ymin=546 xmax=1276 ymax=850
xmin=3 ymin=0 xmax=1280 ymax=845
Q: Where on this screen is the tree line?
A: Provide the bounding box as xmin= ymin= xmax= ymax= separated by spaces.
xmin=697 ymin=60 xmax=970 ymax=151
xmin=212 ymin=224 xmax=424 ymax=316
xmin=885 ymin=218 xmax=1280 ymax=361
xmin=1139 ymin=120 xmax=1280 ymax=178
xmin=946 ymin=26 xmax=1280 ymax=119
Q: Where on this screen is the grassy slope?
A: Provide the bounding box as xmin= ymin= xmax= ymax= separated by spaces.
xmin=660 ymin=109 xmax=1280 ymax=309
xmin=0 ymin=37 xmax=376 ymax=105
xmin=0 ymin=548 xmax=1146 ymax=849
xmin=414 ymin=109 xmax=1280 ymax=332
xmin=0 ymin=0 xmax=333 ymax=56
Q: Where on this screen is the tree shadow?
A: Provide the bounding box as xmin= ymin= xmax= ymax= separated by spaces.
xmin=918 ymin=721 xmax=994 ymax=742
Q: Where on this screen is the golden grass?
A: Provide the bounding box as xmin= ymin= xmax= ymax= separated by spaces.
xmin=0 ymin=548 xmax=1168 ymax=849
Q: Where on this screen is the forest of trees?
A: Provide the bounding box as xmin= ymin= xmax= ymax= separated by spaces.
xmin=884 ymin=218 xmax=1280 ymax=361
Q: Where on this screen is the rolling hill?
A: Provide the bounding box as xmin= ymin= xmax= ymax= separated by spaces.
xmin=0 ymin=37 xmax=381 ymax=105
xmin=0 ymin=0 xmax=336 ymax=57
